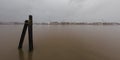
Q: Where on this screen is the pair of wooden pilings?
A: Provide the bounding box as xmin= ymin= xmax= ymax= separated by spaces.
xmin=18 ymin=15 xmax=33 ymax=51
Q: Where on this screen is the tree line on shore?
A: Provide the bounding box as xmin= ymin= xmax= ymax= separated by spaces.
xmin=0 ymin=21 xmax=120 ymax=25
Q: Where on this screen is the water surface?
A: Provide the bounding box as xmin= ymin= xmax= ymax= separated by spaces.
xmin=0 ymin=25 xmax=120 ymax=60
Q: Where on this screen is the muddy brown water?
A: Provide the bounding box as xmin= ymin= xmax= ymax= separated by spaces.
xmin=0 ymin=25 xmax=120 ymax=60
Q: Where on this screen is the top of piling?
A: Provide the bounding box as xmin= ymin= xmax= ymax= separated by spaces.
xmin=29 ymin=15 xmax=33 ymax=20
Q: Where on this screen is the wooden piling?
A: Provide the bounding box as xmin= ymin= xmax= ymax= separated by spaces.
xmin=28 ymin=15 xmax=33 ymax=51
xmin=18 ymin=15 xmax=33 ymax=51
xmin=18 ymin=20 xmax=28 ymax=49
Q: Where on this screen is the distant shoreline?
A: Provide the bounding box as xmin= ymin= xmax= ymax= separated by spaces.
xmin=1 ymin=22 xmax=120 ymax=25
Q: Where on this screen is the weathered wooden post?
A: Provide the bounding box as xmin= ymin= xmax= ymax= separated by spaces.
xmin=18 ymin=20 xmax=28 ymax=49
xmin=28 ymin=15 xmax=33 ymax=51
xmin=18 ymin=15 xmax=33 ymax=51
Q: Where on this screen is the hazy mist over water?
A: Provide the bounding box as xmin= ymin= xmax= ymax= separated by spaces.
xmin=1 ymin=25 xmax=120 ymax=60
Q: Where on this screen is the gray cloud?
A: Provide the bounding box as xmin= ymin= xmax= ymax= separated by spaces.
xmin=70 ymin=0 xmax=85 ymax=2
xmin=0 ymin=0 xmax=120 ymax=22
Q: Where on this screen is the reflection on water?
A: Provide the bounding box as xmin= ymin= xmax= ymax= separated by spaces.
xmin=28 ymin=51 xmax=33 ymax=60
xmin=18 ymin=49 xmax=25 ymax=60
xmin=18 ymin=49 xmax=33 ymax=60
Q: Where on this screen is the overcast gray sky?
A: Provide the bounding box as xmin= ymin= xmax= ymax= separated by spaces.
xmin=0 ymin=0 xmax=120 ymax=22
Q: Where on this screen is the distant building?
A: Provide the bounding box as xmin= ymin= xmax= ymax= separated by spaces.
xmin=50 ymin=22 xmax=59 ymax=25
xmin=40 ymin=23 xmax=48 ymax=25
